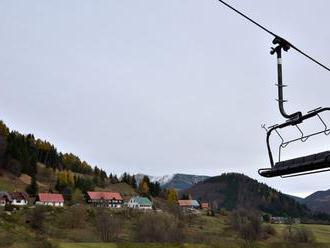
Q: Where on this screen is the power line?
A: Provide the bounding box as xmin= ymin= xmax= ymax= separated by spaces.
xmin=217 ymin=0 xmax=330 ymax=72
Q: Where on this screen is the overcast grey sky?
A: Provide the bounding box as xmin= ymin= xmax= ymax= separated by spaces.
xmin=1 ymin=0 xmax=329 ymax=197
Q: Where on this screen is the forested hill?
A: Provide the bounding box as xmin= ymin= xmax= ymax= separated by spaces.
xmin=183 ymin=173 xmax=311 ymax=218
xmin=0 ymin=120 xmax=139 ymax=195
xmin=0 ymin=120 xmax=106 ymax=176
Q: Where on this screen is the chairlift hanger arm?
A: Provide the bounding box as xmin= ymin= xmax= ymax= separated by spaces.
xmin=217 ymin=0 xmax=330 ymax=72
xmin=271 ymin=37 xmax=302 ymax=121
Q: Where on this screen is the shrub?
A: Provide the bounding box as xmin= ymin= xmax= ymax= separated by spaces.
xmin=135 ymin=212 xmax=184 ymax=243
xmin=262 ymin=214 xmax=271 ymax=223
xmin=95 ymin=209 xmax=124 ymax=242
xmin=0 ymin=233 xmax=16 ymax=247
xmin=5 ymin=204 xmax=18 ymax=212
xmin=229 ymin=209 xmax=262 ymax=246
xmin=282 ymin=226 xmax=315 ymax=243
xmin=27 ymin=206 xmax=47 ymax=232
xmin=30 ymin=235 xmax=58 ymax=248
xmin=219 ymin=208 xmax=228 ymax=216
xmin=58 ymin=206 xmax=87 ymax=229
xmin=261 ymin=224 xmax=276 ymax=239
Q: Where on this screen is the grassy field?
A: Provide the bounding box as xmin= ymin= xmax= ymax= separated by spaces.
xmin=59 ymin=244 xmax=235 ymax=248
xmin=57 ymin=221 xmax=330 ymax=248
xmin=59 ymin=242 xmax=330 ymax=248
xmin=271 ymin=224 xmax=330 ymax=243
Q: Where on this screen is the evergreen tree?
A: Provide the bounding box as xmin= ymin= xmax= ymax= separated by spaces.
xmin=131 ymin=175 xmax=137 ymax=189
xmin=26 ymin=175 xmax=38 ymax=196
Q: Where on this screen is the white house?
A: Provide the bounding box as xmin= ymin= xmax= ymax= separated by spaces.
xmin=35 ymin=193 xmax=64 ymax=207
xmin=9 ymin=192 xmax=28 ymax=206
xmin=127 ymin=196 xmax=153 ymax=210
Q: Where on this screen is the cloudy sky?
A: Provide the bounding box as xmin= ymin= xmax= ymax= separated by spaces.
xmin=0 ymin=0 xmax=329 ymax=197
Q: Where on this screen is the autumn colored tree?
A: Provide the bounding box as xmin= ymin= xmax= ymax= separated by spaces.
xmin=0 ymin=120 xmax=9 ymax=138
xmin=55 ymin=170 xmax=74 ymax=191
xmin=139 ymin=176 xmax=150 ymax=195
xmin=166 ymin=188 xmax=178 ymax=204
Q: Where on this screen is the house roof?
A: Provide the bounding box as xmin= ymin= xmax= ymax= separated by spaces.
xmin=131 ymin=196 xmax=152 ymax=206
xmin=201 ymin=203 xmax=209 ymax=208
xmin=178 ymin=200 xmax=200 ymax=207
xmin=38 ymin=193 xmax=64 ymax=203
xmin=87 ymin=191 xmax=123 ymax=201
xmin=9 ymin=192 xmax=28 ymax=201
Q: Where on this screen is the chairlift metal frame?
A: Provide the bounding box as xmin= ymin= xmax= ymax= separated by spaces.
xmin=258 ymin=37 xmax=330 ymax=178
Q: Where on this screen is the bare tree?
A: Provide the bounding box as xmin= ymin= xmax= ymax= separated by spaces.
xmin=229 ymin=209 xmax=262 ymax=248
xmin=283 ymin=226 xmax=315 ymax=243
xmin=95 ymin=210 xmax=123 ymax=242
xmin=135 ymin=212 xmax=184 ymax=243
xmin=28 ymin=206 xmax=47 ymax=233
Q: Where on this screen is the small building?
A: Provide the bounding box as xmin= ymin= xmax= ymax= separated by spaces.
xmin=9 ymin=192 xmax=28 ymax=206
xmin=86 ymin=191 xmax=123 ymax=208
xmin=201 ymin=203 xmax=209 ymax=209
xmin=127 ymin=196 xmax=153 ymax=210
xmin=178 ymin=199 xmax=200 ymax=209
xmin=0 ymin=192 xmax=11 ymax=206
xmin=35 ymin=193 xmax=64 ymax=207
xmin=270 ymin=216 xmax=301 ymax=224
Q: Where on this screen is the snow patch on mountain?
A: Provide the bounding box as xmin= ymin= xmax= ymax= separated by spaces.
xmin=135 ymin=173 xmax=174 ymax=186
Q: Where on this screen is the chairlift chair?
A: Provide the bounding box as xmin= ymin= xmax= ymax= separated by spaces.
xmin=258 ymin=37 xmax=330 ymax=178
xmin=214 ymin=0 xmax=330 ymax=178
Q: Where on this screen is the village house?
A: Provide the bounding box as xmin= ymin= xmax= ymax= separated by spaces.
xmin=86 ymin=191 xmax=123 ymax=208
xmin=9 ymin=192 xmax=28 ymax=206
xmin=35 ymin=193 xmax=64 ymax=207
xmin=270 ymin=216 xmax=300 ymax=224
xmin=127 ymin=196 xmax=153 ymax=210
xmin=178 ymin=199 xmax=200 ymax=209
xmin=201 ymin=203 xmax=209 ymax=210
xmin=0 ymin=191 xmax=10 ymax=206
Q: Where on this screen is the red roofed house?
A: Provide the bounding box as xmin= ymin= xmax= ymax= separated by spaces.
xmin=201 ymin=203 xmax=209 ymax=210
xmin=86 ymin=191 xmax=123 ymax=208
xmin=178 ymin=200 xmax=200 ymax=209
xmin=35 ymin=193 xmax=64 ymax=207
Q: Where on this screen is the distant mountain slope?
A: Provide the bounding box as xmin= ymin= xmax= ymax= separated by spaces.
xmin=285 ymin=194 xmax=304 ymax=204
xmin=162 ymin=173 xmax=209 ymax=191
xmin=183 ymin=173 xmax=310 ymax=217
xmin=135 ymin=173 xmax=175 ymax=186
xmin=303 ymin=190 xmax=330 ymax=214
xmin=136 ymin=173 xmax=209 ymax=191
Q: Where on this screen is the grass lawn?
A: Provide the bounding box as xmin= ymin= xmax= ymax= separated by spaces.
xmin=60 ymin=244 xmax=229 ymax=248
xmin=271 ymin=223 xmax=330 ymax=243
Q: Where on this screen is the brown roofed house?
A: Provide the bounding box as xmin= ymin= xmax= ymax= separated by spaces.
xmin=9 ymin=192 xmax=29 ymax=206
xmin=86 ymin=191 xmax=123 ymax=208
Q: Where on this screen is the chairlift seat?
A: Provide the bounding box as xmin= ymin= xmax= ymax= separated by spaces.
xmin=259 ymin=151 xmax=330 ymax=177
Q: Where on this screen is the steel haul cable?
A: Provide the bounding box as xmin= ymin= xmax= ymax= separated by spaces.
xmin=217 ymin=0 xmax=330 ymax=72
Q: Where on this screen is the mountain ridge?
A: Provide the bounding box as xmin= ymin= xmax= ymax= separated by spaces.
xmin=182 ymin=172 xmax=311 ymax=217
xmin=135 ymin=173 xmax=209 ymax=190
